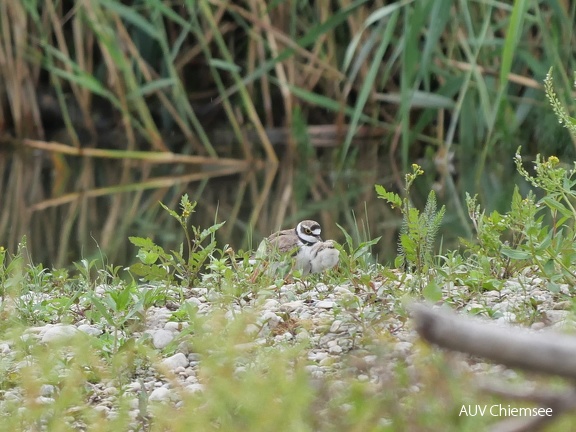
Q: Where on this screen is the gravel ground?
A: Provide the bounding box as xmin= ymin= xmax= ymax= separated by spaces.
xmin=0 ymin=268 xmax=573 ymax=428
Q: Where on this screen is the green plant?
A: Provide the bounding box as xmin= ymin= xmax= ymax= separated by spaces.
xmin=457 ymin=66 xmax=576 ymax=290
xmin=129 ymin=194 xmax=225 ymax=288
xmin=462 ymin=148 xmax=576 ymax=291
xmin=334 ymin=222 xmax=381 ymax=287
xmin=375 ymin=165 xmax=446 ymax=279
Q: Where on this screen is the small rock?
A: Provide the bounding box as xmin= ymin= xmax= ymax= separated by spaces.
xmin=281 ymin=300 xmax=304 ymax=311
xmin=165 ymin=321 xmax=187 ymax=331
xmin=149 ymin=387 xmax=170 ymax=402
xmin=329 ymin=344 xmax=343 ymax=354
xmin=126 ymin=382 xmax=142 ymax=392
xmin=40 ymin=384 xmax=55 ymax=397
xmin=394 ymin=342 xmax=413 ymax=356
xmin=309 ymin=351 xmax=328 ymax=362
xmin=77 ymin=324 xmax=102 ymax=337
xmin=94 ymin=405 xmax=110 ymax=414
xmin=103 ymin=387 xmax=118 ymax=396
xmin=263 ymin=299 xmax=280 ymax=310
xmin=330 ymin=320 xmax=343 ymax=333
xmin=153 ymin=329 xmax=175 ymax=349
xmin=41 ymin=325 xmax=79 ymax=343
xmin=261 ymin=311 xmax=282 ymax=329
xmin=185 ymin=383 xmax=204 ymax=393
xmin=545 ymin=310 xmax=570 ymax=324
xmin=316 ymin=300 xmax=335 ymax=309
xmin=161 ymin=352 xmax=189 ymax=371
xmin=245 ymin=324 xmax=260 ymax=336
xmin=295 ymin=329 xmax=310 ymax=342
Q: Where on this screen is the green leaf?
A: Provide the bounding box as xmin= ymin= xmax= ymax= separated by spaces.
xmin=375 ymin=185 xmax=403 ymax=208
xmin=91 ymin=296 xmax=115 ymax=326
xmin=500 ymin=247 xmax=531 ymax=260
xmin=109 ymin=285 xmax=133 ymax=312
xmin=199 ymin=221 xmax=226 ymax=241
xmin=129 ymin=263 xmax=169 ymax=280
xmin=136 ymin=249 xmax=159 ymax=265
xmin=423 ymin=280 xmax=442 ymax=302
xmin=336 ymin=223 xmax=355 ymax=250
xmin=129 ymin=236 xmax=155 ymax=248
xmin=159 ymin=202 xmax=180 ymax=220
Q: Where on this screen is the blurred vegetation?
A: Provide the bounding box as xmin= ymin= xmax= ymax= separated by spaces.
xmin=1 ymin=0 xmax=575 ymax=267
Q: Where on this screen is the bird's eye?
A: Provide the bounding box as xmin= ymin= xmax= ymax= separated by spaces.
xmin=305 ymin=228 xmax=311 ymax=234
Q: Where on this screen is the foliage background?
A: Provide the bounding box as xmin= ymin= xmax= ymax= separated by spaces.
xmin=1 ymin=0 xmax=575 ymax=266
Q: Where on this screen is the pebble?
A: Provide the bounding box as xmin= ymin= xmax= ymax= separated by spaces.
xmin=316 ymin=300 xmax=335 ymax=309
xmin=545 ymin=310 xmax=570 ymax=324
xmin=1 ymin=265 xmax=571 ymax=427
xmin=41 ymin=325 xmax=80 ymax=343
xmin=330 ymin=320 xmax=343 ymax=333
xmin=153 ymin=329 xmax=175 ymax=349
xmin=149 ymin=387 xmax=171 ymax=402
xmin=260 ymin=311 xmax=282 ymax=329
xmin=161 ymin=353 xmax=189 ymax=371
xmin=185 ymin=383 xmax=204 ymax=393
xmin=281 ymin=300 xmax=304 ymax=311
xmin=77 ymin=324 xmax=102 ymax=337
xmin=329 ymin=344 xmax=343 ymax=354
xmin=165 ymin=321 xmax=187 ymax=331
xmin=40 ymin=385 xmax=55 ymax=397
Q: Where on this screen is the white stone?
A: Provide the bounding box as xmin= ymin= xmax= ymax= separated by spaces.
xmin=261 ymin=311 xmax=282 ymax=329
xmin=77 ymin=324 xmax=102 ymax=336
xmin=394 ymin=342 xmax=413 ymax=355
xmin=161 ymin=352 xmax=189 ymax=371
xmin=309 ymin=351 xmax=328 ymax=362
xmin=185 ymin=383 xmax=204 ymax=393
xmin=329 ymin=344 xmax=343 ymax=354
xmin=281 ymin=300 xmax=303 ymax=311
xmin=40 ymin=385 xmax=55 ymax=397
xmin=295 ymin=329 xmax=310 ymax=342
xmin=41 ymin=325 xmax=79 ymax=343
xmin=245 ymin=324 xmax=260 ymax=336
xmin=126 ymin=382 xmax=142 ymax=392
xmin=263 ymin=299 xmax=280 ymax=310
xmin=330 ymin=320 xmax=343 ymax=333
xmin=103 ymin=387 xmax=118 ymax=396
xmin=153 ymin=329 xmax=175 ymax=349
xmin=164 ymin=321 xmax=186 ymax=332
xmin=94 ymin=405 xmax=110 ymax=414
xmin=546 ymin=310 xmax=570 ymax=324
xmin=316 ymin=300 xmax=335 ymax=309
xmin=149 ymin=387 xmax=170 ymax=402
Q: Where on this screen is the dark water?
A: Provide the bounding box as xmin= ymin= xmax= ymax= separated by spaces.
xmin=0 ymin=140 xmax=514 ymax=269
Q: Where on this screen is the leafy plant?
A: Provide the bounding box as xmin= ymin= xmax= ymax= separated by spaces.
xmin=375 ymin=164 xmax=446 ymax=279
xmin=335 ymin=222 xmax=381 ymax=288
xmin=129 ymin=194 xmax=225 ymax=287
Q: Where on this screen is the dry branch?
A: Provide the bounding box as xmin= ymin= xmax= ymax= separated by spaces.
xmin=411 ymin=303 xmax=576 ymax=379
xmin=411 ymin=303 xmax=576 ymax=432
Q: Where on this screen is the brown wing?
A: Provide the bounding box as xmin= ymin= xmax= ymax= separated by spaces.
xmin=267 ymin=228 xmax=300 ymax=254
